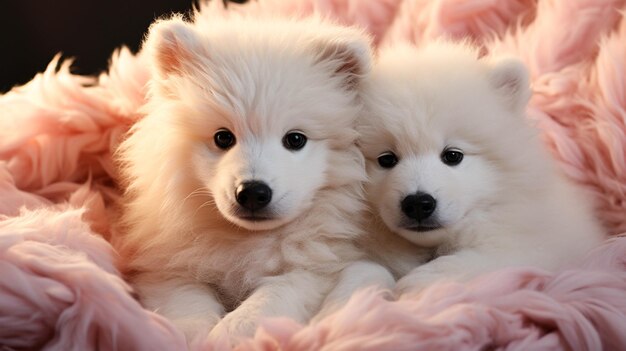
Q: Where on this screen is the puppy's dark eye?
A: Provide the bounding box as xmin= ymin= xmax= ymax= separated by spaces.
xmin=214 ymin=129 xmax=236 ymax=150
xmin=377 ymin=152 xmax=398 ymax=169
xmin=441 ymin=149 xmax=463 ymax=166
xmin=283 ymin=131 xmax=307 ymax=151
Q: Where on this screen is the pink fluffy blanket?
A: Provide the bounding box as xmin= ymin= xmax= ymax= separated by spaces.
xmin=2 ymin=0 xmax=626 ymax=350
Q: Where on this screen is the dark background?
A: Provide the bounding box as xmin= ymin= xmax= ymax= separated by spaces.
xmin=0 ymin=0 xmax=248 ymax=93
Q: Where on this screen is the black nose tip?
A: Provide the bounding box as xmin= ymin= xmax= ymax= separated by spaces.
xmin=236 ymin=181 xmax=272 ymax=211
xmin=401 ymin=192 xmax=437 ymax=221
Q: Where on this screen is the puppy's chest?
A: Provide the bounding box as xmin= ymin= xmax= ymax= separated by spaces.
xmin=193 ymin=236 xmax=285 ymax=291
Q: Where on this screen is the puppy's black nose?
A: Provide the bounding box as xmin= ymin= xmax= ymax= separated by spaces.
xmin=236 ymin=181 xmax=272 ymax=211
xmin=401 ymin=192 xmax=437 ymax=221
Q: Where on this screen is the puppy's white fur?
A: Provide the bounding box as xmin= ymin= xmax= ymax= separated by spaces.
xmin=358 ymin=43 xmax=606 ymax=293
xmin=115 ymin=14 xmax=375 ymax=342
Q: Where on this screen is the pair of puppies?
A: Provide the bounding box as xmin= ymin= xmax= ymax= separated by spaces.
xmin=116 ymin=13 xmax=604 ymax=343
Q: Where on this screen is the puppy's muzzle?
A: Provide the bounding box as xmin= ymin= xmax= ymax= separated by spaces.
xmin=236 ymin=181 xmax=272 ymax=211
xmin=400 ymin=192 xmax=442 ymax=232
xmin=401 ymin=192 xmax=436 ymax=221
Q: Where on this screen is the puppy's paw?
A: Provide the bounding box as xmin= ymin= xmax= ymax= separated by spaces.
xmin=172 ymin=316 xmax=219 ymax=343
xmin=394 ymin=270 xmax=441 ymax=296
xmin=208 ymin=312 xmax=258 ymax=347
xmin=394 ymin=257 xmax=462 ymax=295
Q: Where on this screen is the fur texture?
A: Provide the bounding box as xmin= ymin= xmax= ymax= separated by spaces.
xmin=358 ymin=42 xmax=606 ymax=292
xmin=0 ymin=207 xmax=186 ymax=350
xmin=2 ymin=1 xmax=626 ymax=349
xmin=236 ymin=236 xmax=626 ymax=351
xmin=115 ymin=13 xmax=373 ymax=344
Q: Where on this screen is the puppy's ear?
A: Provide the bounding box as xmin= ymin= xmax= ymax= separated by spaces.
xmin=143 ymin=16 xmax=204 ymax=78
xmin=488 ymin=58 xmax=530 ymax=112
xmin=315 ymin=35 xmax=372 ymax=89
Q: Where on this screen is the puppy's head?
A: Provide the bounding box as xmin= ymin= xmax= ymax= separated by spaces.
xmin=142 ymin=15 xmax=371 ymax=231
xmin=359 ymin=42 xmax=534 ymax=247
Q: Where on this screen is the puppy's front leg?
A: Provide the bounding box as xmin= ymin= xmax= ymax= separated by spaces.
xmin=209 ymin=270 xmax=330 ymax=344
xmin=395 ymin=249 xmax=492 ymax=295
xmin=315 ymin=260 xmax=395 ymax=321
xmin=134 ymin=275 xmax=224 ymax=342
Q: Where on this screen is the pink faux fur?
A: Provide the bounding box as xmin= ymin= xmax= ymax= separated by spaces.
xmin=2 ymin=0 xmax=626 ymax=349
xmin=238 ymin=237 xmax=626 ymax=350
xmin=0 ymin=208 xmax=186 ymax=350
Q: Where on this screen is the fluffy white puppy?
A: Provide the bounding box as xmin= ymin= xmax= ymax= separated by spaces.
xmin=358 ymin=42 xmax=606 ymax=293
xmin=115 ymin=14 xmax=376 ymax=343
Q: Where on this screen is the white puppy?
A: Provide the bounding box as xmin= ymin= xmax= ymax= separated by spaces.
xmin=115 ymin=14 xmax=376 ymax=343
xmin=358 ymin=42 xmax=606 ymax=294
